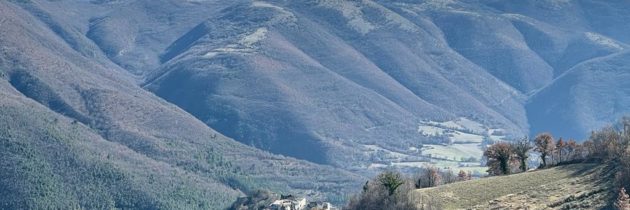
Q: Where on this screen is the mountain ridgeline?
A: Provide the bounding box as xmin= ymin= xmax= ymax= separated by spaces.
xmin=1 ymin=0 xmax=630 ymax=209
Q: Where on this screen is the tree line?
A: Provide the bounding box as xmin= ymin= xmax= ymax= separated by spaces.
xmin=483 ymin=118 xmax=629 ymax=177
xmin=484 ymin=118 xmax=630 ymax=209
xmin=483 ymin=133 xmax=587 ymax=176
xmin=344 ymin=117 xmax=630 ymax=210
xmin=344 ymin=165 xmax=473 ymax=210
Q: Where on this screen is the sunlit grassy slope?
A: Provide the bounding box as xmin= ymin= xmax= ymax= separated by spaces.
xmin=414 ymin=164 xmax=613 ymax=210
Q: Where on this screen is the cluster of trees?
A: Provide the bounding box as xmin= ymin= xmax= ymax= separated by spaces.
xmin=483 ymin=133 xmax=591 ymax=176
xmin=345 ymin=167 xmax=473 ymax=210
xmin=345 ymin=171 xmax=418 ymax=210
xmin=414 ymin=166 xmax=472 ymax=188
xmin=229 ymin=190 xmax=279 ymax=210
xmin=483 ymin=118 xmax=630 ymax=209
xmin=587 ymin=119 xmax=630 ymax=209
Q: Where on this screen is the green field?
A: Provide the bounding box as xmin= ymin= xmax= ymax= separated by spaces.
xmin=423 ymin=144 xmax=483 ymax=161
xmin=430 ymin=161 xmax=487 ymax=175
xmin=413 ymin=164 xmax=613 ymax=209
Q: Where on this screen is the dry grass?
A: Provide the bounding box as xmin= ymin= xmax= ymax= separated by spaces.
xmin=414 ymin=164 xmax=613 ymax=209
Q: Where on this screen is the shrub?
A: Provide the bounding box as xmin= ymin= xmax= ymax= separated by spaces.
xmin=457 ymin=170 xmax=471 ymax=181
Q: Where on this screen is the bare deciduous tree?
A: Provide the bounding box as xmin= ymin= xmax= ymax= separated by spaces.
xmin=566 ymin=139 xmax=578 ymax=161
xmin=442 ymin=168 xmax=456 ymax=184
xmin=556 ymin=138 xmax=565 ymax=164
xmin=484 ymin=142 xmax=513 ymax=175
xmin=379 ymin=171 xmax=405 ymax=196
xmin=457 ymin=170 xmax=469 ymax=181
xmin=511 ymin=137 xmax=532 ymax=172
xmin=616 ymin=188 xmax=630 ymax=210
xmin=534 ymin=133 xmax=555 ymax=168
xmin=414 ymin=166 xmax=442 ymax=188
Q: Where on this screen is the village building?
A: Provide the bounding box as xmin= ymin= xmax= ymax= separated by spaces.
xmin=268 ymin=195 xmax=335 ymax=210
xmin=269 ymin=195 xmax=307 ymax=210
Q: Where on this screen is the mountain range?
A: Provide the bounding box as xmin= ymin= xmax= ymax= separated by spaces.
xmin=1 ymin=0 xmax=629 ymax=208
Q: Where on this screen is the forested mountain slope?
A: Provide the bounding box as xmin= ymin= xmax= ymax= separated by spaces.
xmin=0 ymin=1 xmax=361 ymax=208
xmin=2 ymin=0 xmax=630 ymax=207
xmin=142 ymin=0 xmax=629 ymax=166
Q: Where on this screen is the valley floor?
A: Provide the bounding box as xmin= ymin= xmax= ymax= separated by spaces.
xmin=413 ymin=164 xmax=613 ymax=210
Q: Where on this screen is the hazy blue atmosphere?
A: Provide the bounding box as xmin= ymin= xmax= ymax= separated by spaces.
xmin=1 ymin=0 xmax=629 ymax=209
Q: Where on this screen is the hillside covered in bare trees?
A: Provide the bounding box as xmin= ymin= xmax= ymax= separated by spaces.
xmin=2 ymin=0 xmax=630 ymax=209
